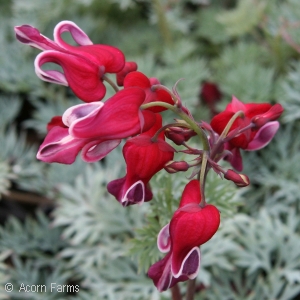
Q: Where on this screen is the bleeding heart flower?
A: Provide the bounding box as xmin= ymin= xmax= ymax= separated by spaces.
xmin=63 ymin=87 xmax=156 ymax=140
xmin=211 ymin=96 xmax=283 ymax=171
xmin=124 ymin=71 xmax=174 ymax=112
xmin=148 ymin=180 xmax=220 ymax=291
xmin=200 ymin=81 xmax=222 ymax=116
xmin=15 ymin=21 xmax=125 ymax=102
xmin=107 ymin=114 xmax=175 ymax=206
xmin=37 ymin=123 xmax=121 ymax=164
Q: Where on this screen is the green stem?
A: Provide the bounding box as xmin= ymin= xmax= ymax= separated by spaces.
xmin=216 ymin=110 xmax=244 ymax=143
xmin=103 ymin=75 xmax=119 ymax=93
xmin=210 ymin=110 xmax=244 ymax=163
xmin=199 ymin=151 xmax=208 ymax=207
xmin=151 ymin=84 xmax=178 ymax=105
xmin=141 ymin=102 xmax=210 ymax=151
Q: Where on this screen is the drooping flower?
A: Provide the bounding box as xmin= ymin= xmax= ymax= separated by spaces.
xmin=210 ymin=96 xmax=283 ymax=171
xmin=15 ymin=21 xmax=125 ymax=102
xmin=124 ymin=71 xmax=174 ymax=112
xmin=200 ymin=81 xmax=222 ymax=116
xmin=37 ymin=87 xmax=156 ymax=164
xmin=37 ymin=121 xmax=121 ymax=164
xmin=148 ymin=180 xmax=220 ymax=291
xmin=107 ymin=114 xmax=175 ymax=206
xmin=63 ymin=87 xmax=156 ymax=140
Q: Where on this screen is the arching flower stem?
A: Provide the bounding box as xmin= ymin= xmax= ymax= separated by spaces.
xmin=210 ymin=110 xmax=244 ymax=160
xmin=199 ymin=151 xmax=208 ymax=208
xmin=151 ymin=84 xmax=179 ymax=105
xmin=103 ymin=74 xmax=119 ymax=93
xmin=141 ymin=102 xmax=210 ymax=152
xmin=224 ymin=122 xmax=255 ymax=143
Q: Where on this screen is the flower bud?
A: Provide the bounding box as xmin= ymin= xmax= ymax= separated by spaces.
xmin=251 ymin=104 xmax=283 ymax=128
xmin=165 ymin=127 xmax=196 ymax=145
xmin=164 ymin=161 xmax=189 ymax=173
xmin=200 ymin=81 xmax=222 ymax=105
xmin=116 ymin=61 xmax=138 ymax=86
xmin=47 ymin=115 xmax=67 ymax=132
xmin=224 ymin=169 xmax=250 ymax=187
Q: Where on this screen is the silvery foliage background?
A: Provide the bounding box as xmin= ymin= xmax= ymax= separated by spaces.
xmin=0 ymin=0 xmax=300 ymax=299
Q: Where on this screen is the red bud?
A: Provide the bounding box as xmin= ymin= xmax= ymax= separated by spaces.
xmin=224 ymin=169 xmax=250 ymax=187
xmin=165 ymin=127 xmax=196 ymax=145
xmin=164 ymin=161 xmax=189 ymax=173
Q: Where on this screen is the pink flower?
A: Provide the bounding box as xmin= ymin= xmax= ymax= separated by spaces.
xmin=107 ymin=114 xmax=174 ymax=206
xmin=37 ymin=122 xmax=121 ymax=164
xmin=148 ymin=180 xmax=220 ymax=292
xmin=15 ymin=21 xmax=125 ymax=102
xmin=211 ymin=96 xmax=283 ymax=171
xmin=37 ymin=87 xmax=156 ymax=164
xmin=124 ymin=71 xmax=174 ymax=112
xmin=63 ymin=87 xmax=156 ymax=140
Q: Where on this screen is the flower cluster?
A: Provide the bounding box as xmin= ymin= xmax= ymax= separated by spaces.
xmin=15 ymin=20 xmax=283 ymax=292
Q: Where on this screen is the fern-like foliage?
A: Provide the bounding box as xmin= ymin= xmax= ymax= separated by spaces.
xmin=242 ymin=123 xmax=300 ymax=216
xmin=216 ymin=0 xmax=266 ymax=37
xmin=0 ymin=126 xmax=44 ymax=193
xmin=0 ymin=212 xmax=75 ymax=300
xmin=194 ymin=209 xmax=300 ymax=300
xmin=0 ymin=95 xmax=22 ymax=128
xmin=279 ymin=62 xmax=300 ymax=123
xmin=0 ymin=161 xmax=15 ymax=198
xmin=212 ymin=41 xmax=276 ymax=104
xmin=0 ymin=211 xmax=66 ymax=257
xmin=51 ymin=164 xmax=163 ymax=299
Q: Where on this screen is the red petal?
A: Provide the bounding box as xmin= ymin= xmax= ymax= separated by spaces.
xmin=36 ymin=127 xmax=86 ymax=164
xmin=123 ymin=71 xmax=151 ymax=89
xmin=178 ymin=180 xmax=201 ymax=208
xmin=170 ymin=204 xmax=220 ymax=276
xmin=116 ymin=61 xmax=138 ymax=86
xmin=35 ymin=51 xmax=106 ymax=102
xmin=227 ymin=96 xmax=246 ymax=112
xmin=210 ymin=111 xmax=234 ymax=135
xmin=245 ymin=103 xmax=272 ymax=119
xmin=47 ymin=116 xmax=67 ymax=132
xmin=69 ymin=87 xmax=146 ymax=139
